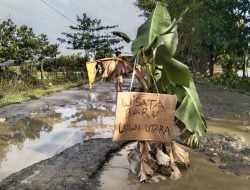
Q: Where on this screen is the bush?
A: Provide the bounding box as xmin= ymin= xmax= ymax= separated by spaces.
xmin=205 ymin=73 xmax=250 ymax=91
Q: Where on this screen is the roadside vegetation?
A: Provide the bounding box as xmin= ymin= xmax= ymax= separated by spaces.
xmin=0 ymin=0 xmax=249 ymax=107
xmin=0 ymin=79 xmax=84 ymax=107
xmin=0 ymin=13 xmax=121 ymax=107
xmin=0 ymin=53 xmax=86 ymax=107
xmin=203 ymin=72 xmax=250 ymax=92
xmin=135 ymin=0 xmax=250 ymax=91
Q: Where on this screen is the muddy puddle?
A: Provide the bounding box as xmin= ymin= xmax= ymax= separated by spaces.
xmin=207 ymin=112 xmax=250 ymax=146
xmin=100 ymin=113 xmax=250 ymax=190
xmin=0 ymin=93 xmax=115 ymax=181
xmin=101 ymin=143 xmax=250 ymax=190
xmin=0 ymin=83 xmax=249 ymax=188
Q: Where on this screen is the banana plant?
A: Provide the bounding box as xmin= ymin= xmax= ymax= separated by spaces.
xmin=113 ymin=2 xmax=206 ymax=147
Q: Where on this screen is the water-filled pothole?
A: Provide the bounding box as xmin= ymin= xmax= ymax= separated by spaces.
xmin=0 ymin=101 xmax=115 ymax=181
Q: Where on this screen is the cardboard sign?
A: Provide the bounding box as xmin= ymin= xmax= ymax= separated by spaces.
xmin=113 ymin=92 xmax=177 ymax=142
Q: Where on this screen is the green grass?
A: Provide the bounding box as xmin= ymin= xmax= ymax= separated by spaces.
xmin=0 ymin=79 xmax=85 ymax=107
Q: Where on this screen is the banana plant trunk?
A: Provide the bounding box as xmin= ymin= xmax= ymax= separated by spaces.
xmin=129 ymin=66 xmax=190 ymax=182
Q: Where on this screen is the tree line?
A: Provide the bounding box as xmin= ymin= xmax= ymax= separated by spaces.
xmin=0 ymin=19 xmax=85 ymax=94
xmin=134 ymin=0 xmax=249 ymax=78
xmin=0 ymin=13 xmax=121 ymax=96
xmin=1 ymin=1 xmax=249 ymax=94
xmin=0 ymin=13 xmax=122 ymax=78
xmin=0 ymin=19 xmax=57 ymax=66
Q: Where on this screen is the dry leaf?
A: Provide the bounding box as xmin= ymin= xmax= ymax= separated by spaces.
xmin=127 ymin=141 xmax=189 ymax=183
xmin=100 ymin=59 xmax=132 ymax=81
xmin=169 ymin=165 xmax=181 ymax=180
xmin=172 ymin=141 xmax=190 ymax=169
xmin=158 ymin=165 xmax=172 ymax=176
xmin=156 ymin=147 xmax=171 ymax=166
xmin=127 ymin=149 xmax=141 ymax=175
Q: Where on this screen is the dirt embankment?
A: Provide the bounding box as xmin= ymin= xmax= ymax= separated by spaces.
xmin=196 ymin=83 xmax=250 ymax=118
xmin=0 ymin=82 xmax=249 ymax=189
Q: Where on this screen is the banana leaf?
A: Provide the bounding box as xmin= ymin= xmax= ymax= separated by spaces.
xmin=157 ymin=20 xmax=178 ymax=57
xmin=155 ymin=45 xmax=190 ymax=87
xmin=131 ymin=2 xmax=171 ymax=54
xmin=176 ymin=79 xmax=207 ymax=136
xmin=112 ymin=31 xmax=132 ymax=43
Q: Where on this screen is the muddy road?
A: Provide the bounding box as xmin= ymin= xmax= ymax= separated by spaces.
xmin=0 ymin=78 xmax=249 ymax=189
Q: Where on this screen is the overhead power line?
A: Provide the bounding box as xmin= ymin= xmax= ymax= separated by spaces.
xmin=40 ymin=0 xmax=77 ymax=25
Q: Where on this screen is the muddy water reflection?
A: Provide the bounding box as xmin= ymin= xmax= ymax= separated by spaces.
xmin=101 ymin=143 xmax=250 ymax=190
xmin=207 ymin=112 xmax=250 ymax=146
xmin=0 ymin=93 xmax=115 ymax=181
xmin=101 ymin=113 xmax=250 ymax=189
xmin=0 ymin=114 xmax=83 ymax=181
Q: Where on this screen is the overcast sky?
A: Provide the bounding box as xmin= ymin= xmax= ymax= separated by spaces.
xmin=0 ymin=0 xmax=144 ymax=55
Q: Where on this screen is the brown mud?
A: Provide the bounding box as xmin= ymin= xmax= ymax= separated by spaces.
xmin=0 ymin=79 xmax=249 ymax=189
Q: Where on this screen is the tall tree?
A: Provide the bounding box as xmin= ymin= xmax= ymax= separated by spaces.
xmin=194 ymin=0 xmax=239 ymax=76
xmin=58 ymin=13 xmax=122 ymax=59
xmin=15 ymin=25 xmax=38 ymax=63
xmin=0 ymin=19 xmax=59 ymax=78
xmin=0 ymin=19 xmax=17 ymax=62
xmin=37 ymin=34 xmax=48 ymax=79
xmin=230 ymin=0 xmax=250 ymax=78
xmin=134 ymin=0 xmax=250 ymax=76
